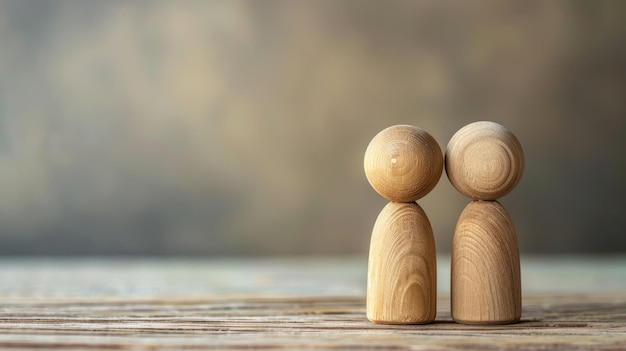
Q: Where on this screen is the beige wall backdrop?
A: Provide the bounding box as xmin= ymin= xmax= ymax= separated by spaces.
xmin=1 ymin=0 xmax=625 ymax=255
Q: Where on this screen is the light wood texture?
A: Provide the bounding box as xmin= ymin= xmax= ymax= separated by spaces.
xmin=364 ymin=124 xmax=443 ymax=202
xmin=0 ymin=257 xmax=625 ymax=350
xmin=445 ymin=121 xmax=524 ymax=200
xmin=367 ymin=202 xmax=437 ymax=324
xmin=452 ymin=200 xmax=522 ymax=324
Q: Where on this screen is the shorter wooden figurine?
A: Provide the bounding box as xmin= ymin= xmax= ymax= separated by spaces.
xmin=446 ymin=121 xmax=524 ymax=324
xmin=364 ymin=125 xmax=442 ymax=324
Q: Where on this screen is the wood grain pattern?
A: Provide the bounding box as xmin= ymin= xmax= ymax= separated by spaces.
xmin=364 ymin=125 xmax=443 ymax=202
xmin=0 ymin=294 xmax=625 ymax=350
xmin=0 ymin=258 xmax=625 ymax=350
xmin=367 ymin=202 xmax=437 ymax=324
xmin=452 ymin=200 xmax=521 ymax=324
xmin=445 ymin=121 xmax=524 ymax=200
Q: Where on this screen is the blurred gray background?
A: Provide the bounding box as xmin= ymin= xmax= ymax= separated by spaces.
xmin=1 ymin=0 xmax=625 ymax=256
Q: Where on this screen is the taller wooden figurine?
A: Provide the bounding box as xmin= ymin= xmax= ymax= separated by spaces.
xmin=364 ymin=125 xmax=442 ymax=324
xmin=445 ymin=121 xmax=524 ymax=324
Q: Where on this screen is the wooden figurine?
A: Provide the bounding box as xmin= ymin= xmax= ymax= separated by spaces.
xmin=445 ymin=121 xmax=524 ymax=324
xmin=364 ymin=125 xmax=442 ymax=324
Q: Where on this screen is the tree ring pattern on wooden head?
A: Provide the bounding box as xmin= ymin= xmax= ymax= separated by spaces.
xmin=446 ymin=121 xmax=524 ymax=200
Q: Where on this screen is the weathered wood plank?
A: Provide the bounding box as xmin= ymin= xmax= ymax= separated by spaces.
xmin=0 ymin=294 xmax=624 ymax=350
xmin=0 ymin=257 xmax=624 ymax=350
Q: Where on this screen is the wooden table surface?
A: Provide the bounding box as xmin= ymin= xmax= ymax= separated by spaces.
xmin=0 ymin=256 xmax=624 ymax=350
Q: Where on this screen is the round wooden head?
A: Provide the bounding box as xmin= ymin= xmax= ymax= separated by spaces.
xmin=364 ymin=125 xmax=443 ymax=202
xmin=445 ymin=121 xmax=524 ymax=200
